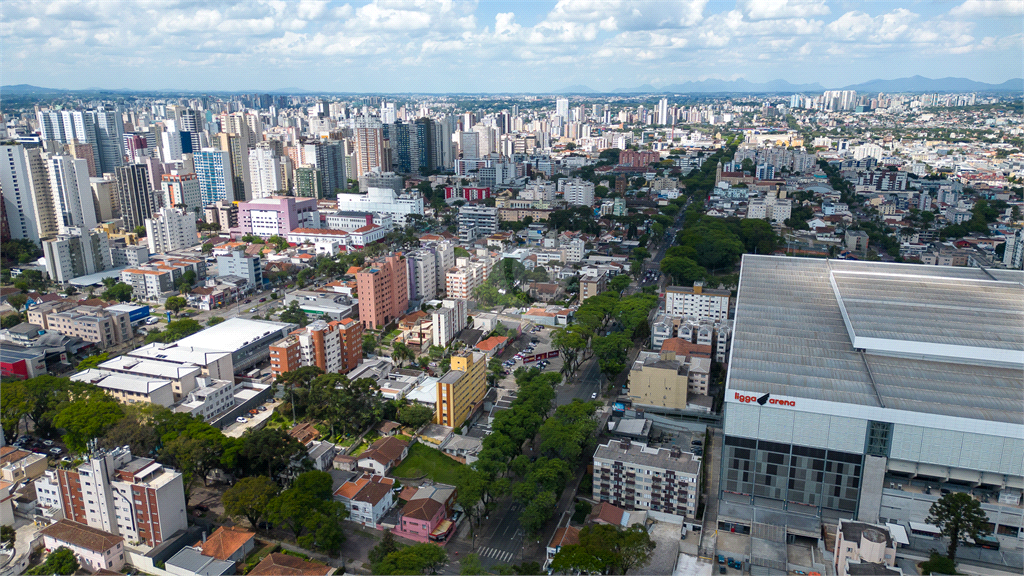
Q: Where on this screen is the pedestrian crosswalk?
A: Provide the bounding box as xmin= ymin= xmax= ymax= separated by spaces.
xmin=477 ymin=546 xmax=516 ymax=563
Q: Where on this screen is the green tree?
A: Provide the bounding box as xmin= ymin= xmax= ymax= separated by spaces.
xmin=27 ymin=547 xmax=79 ymax=575
xmin=102 ymin=282 xmax=134 ymax=302
xmin=375 ymin=543 xmax=448 ymax=575
xmin=7 ymin=293 xmax=28 ymax=312
xmin=201 ymin=242 xmax=214 ymax=254
xmin=369 ymin=529 xmax=400 ymax=567
xmin=363 ymin=333 xmax=378 ymax=356
xmin=398 ymin=404 xmax=434 ymax=429
xmin=660 ymin=255 xmax=705 ymax=285
xmin=223 ymin=476 xmax=280 ymax=527
xmin=164 ymin=296 xmax=188 ymax=316
xmin=608 ymin=274 xmax=631 ymax=293
xmin=238 ymin=427 xmax=309 ymax=482
xmin=518 ymin=490 xmax=558 ymax=538
xmin=76 ymin=352 xmax=109 ymax=370
xmin=134 ymin=225 xmax=147 ymax=238
xmin=454 ymin=246 xmax=471 ymax=258
xmin=460 ymin=554 xmax=485 ymax=575
xmin=927 ymin=491 xmax=992 ymax=565
xmin=207 ymin=316 xmax=225 ymax=326
xmin=53 ymin=393 xmax=125 ymax=452
xmin=279 ymin=301 xmax=308 ymax=327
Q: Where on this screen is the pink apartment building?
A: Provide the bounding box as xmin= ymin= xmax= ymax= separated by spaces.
xmin=356 ymin=254 xmax=409 ymax=329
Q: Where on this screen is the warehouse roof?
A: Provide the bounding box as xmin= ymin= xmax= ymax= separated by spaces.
xmin=175 ymin=318 xmax=292 ymax=353
xmin=728 ymin=255 xmax=1024 ymax=424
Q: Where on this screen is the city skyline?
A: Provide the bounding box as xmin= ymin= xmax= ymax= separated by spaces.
xmin=3 ymin=0 xmax=1022 ymax=93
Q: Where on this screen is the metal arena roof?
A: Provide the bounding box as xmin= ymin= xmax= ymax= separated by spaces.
xmin=727 ymin=255 xmax=1024 ymax=425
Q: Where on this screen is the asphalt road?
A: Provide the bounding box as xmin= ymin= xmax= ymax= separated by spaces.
xmin=474 ymin=499 xmax=526 ymax=569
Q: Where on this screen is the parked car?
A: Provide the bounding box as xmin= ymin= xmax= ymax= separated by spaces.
xmin=248 ymin=308 xmax=257 ymax=313
xmin=259 ymin=297 xmax=267 ymax=302
xmin=43 ymin=440 xmax=53 ymax=447
xmin=236 ymin=417 xmax=248 ymax=424
xmin=49 ymin=447 xmax=62 ymax=455
xmin=258 ymin=406 xmax=267 ymax=412
xmin=591 ymin=392 xmax=597 ymax=399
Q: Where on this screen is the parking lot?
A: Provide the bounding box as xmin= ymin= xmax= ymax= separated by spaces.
xmin=10 ymin=434 xmax=69 ymax=461
xmin=222 ymin=397 xmax=283 ymax=438
xmin=494 ymin=324 xmax=564 ymax=391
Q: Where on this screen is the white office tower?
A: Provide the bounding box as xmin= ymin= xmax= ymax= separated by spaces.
xmin=161 ymin=130 xmax=185 ymax=162
xmin=93 ymin=107 xmax=126 ymax=174
xmin=556 ymin=98 xmax=570 ymax=119
xmin=658 ymin=98 xmax=669 ymax=125
xmin=43 ymin=227 xmax=112 ymax=284
xmin=249 ymin=146 xmax=283 ymax=199
xmin=146 ymin=207 xmax=199 ymax=254
xmin=45 ymin=154 xmax=97 ymax=233
xmin=0 ymin=145 xmax=40 ymax=241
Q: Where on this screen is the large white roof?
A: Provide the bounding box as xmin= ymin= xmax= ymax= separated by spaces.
xmin=174 ymin=317 xmax=293 ymax=353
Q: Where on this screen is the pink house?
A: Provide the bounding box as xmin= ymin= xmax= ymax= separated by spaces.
xmin=392 ymin=484 xmax=457 ymax=544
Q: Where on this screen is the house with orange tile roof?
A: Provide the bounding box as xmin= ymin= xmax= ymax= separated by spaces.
xmin=333 ymin=473 xmax=395 ymax=527
xmin=249 ymin=553 xmax=334 ymax=576
xmin=475 ymin=335 xmax=508 ymax=355
xmin=194 ymin=525 xmax=256 ymax=565
xmin=544 ymin=525 xmax=581 ymax=570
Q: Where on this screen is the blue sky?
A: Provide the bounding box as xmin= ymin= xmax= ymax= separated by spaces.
xmin=2 ymin=1 xmax=1021 ymax=93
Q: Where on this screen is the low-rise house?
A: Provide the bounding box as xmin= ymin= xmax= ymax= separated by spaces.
xmin=393 ymin=483 xmax=458 ymax=543
xmin=333 ymin=473 xmax=396 ymax=527
xmin=39 ymin=519 xmax=126 ymax=573
xmin=439 ymin=434 xmax=483 ymax=464
xmin=249 ymin=553 xmax=335 ymax=576
xmin=192 ymin=525 xmax=256 ymax=568
xmin=0 ymin=446 xmax=48 ymax=483
xmin=356 ymin=436 xmax=409 ymax=475
xmin=165 ymin=546 xmax=234 ymax=576
xmin=544 ymin=525 xmax=580 ymax=571
xmin=307 ymin=440 xmax=337 ymax=472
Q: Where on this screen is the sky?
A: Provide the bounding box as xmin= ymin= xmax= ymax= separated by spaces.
xmin=2 ymin=0 xmax=1022 ymax=93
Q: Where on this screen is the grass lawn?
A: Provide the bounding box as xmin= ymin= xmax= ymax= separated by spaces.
xmin=390 ymin=443 xmax=466 ymax=485
xmin=383 ymin=329 xmax=401 ymax=341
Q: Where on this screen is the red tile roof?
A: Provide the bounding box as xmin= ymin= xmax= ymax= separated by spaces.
xmin=249 ymin=553 xmax=332 ymax=576
xmin=194 ymin=526 xmax=255 ymax=561
xmin=40 ymin=519 xmax=123 ymax=552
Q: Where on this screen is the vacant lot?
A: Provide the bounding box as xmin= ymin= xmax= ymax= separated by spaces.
xmin=390 ymin=443 xmax=466 ymax=485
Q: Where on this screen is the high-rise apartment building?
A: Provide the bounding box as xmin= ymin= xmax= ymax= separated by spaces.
xmin=457 ymin=205 xmax=499 ymax=241
xmin=354 ymin=117 xmax=386 ymax=181
xmin=269 ymin=317 xmax=363 ymax=377
xmin=356 ymin=254 xmax=409 ymax=329
xmin=204 ymin=199 xmax=237 ymax=233
xmin=556 ymin=98 xmax=569 ymax=119
xmin=115 ymin=164 xmax=155 ymax=232
xmin=161 ymin=172 xmax=202 ymax=217
xmin=431 ymin=298 xmax=467 ymax=348
xmin=45 ymin=154 xmax=98 ymax=234
xmin=194 ymin=149 xmax=233 ymax=205
xmin=217 ymin=246 xmax=262 ymax=290
xmin=558 ymin=178 xmax=595 ymax=206
xmin=436 ymin=351 xmax=486 ymax=427
xmin=406 ymin=249 xmax=437 ymax=304
xmin=146 ymin=207 xmax=199 ymax=254
xmin=42 ymin=227 xmax=112 ymax=284
xmin=42 ymin=446 xmax=186 ymax=547
xmin=249 ymin=145 xmax=283 ymax=199
xmin=215 ymin=133 xmax=252 ymax=201
xmin=0 ymin=144 xmax=40 ymax=241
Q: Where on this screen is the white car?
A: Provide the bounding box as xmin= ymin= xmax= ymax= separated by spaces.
xmin=236 ymin=416 xmax=248 ymax=424
xmin=591 ymin=393 xmax=598 ymax=399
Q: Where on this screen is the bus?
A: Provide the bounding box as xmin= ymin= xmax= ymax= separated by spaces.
xmin=969 ymin=535 xmax=1000 ymax=550
xmin=908 ymin=522 xmax=942 ymax=539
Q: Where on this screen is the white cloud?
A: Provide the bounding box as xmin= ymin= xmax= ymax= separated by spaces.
xmin=546 ymin=0 xmax=706 ymax=30
xmin=949 ymin=0 xmax=1024 ymax=18
xmin=737 ymin=0 xmax=830 ymax=21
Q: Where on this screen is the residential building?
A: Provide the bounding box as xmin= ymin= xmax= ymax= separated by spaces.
xmin=746 ymin=191 xmax=792 ymax=224
xmin=565 ymin=237 xmax=586 ymax=262
xmin=115 ymin=163 xmax=156 ymax=232
xmin=353 ymin=117 xmax=387 ymax=181
xmin=47 ymin=154 xmax=98 ymax=233
xmin=436 ymin=351 xmax=487 ymax=427
xmin=545 ymin=526 xmax=581 ymax=572
xmin=214 ymin=132 xmax=252 ymax=201
xmin=0 ymin=144 xmax=40 ymax=241
xmin=444 ymin=256 xmax=490 ymax=300
xmin=1003 ymin=228 xmax=1023 ymax=270
xmin=558 ymin=177 xmax=595 ymax=206
xmin=592 ymin=439 xmax=700 ymax=518
xmin=580 ymin=272 xmax=607 ymax=303
xmin=333 ymin=473 xmax=396 ymax=527
xmin=217 ymin=246 xmax=262 ymax=289
xmin=356 ymin=254 xmax=409 ymax=329
xmin=234 ymin=196 xmax=319 ymax=238
xmin=720 ymin=256 xmax=1024 ymax=536
xmin=146 ymin=207 xmax=199 ymax=254
xmin=845 ymin=230 xmax=869 ymax=252
xmin=161 ymin=172 xmax=202 ymax=217
xmin=269 ymin=317 xmax=363 ymax=377
xmin=406 ymin=248 xmax=438 ymax=303
xmin=194 ymin=149 xmax=234 ymax=205
xmin=0 ymin=446 xmax=48 ymax=483
xmin=834 ymin=520 xmax=898 ymax=576
xmin=249 ymin=145 xmax=283 ymax=199
xmin=39 ymin=305 xmax=133 ymax=349
xmin=43 ymin=227 xmax=113 ymax=284
xmin=393 ymin=484 xmax=457 ymax=544
xmin=39 ymin=520 xmax=125 ymax=574
xmin=359 ymin=170 xmax=403 ymax=194
xmin=628 ymin=350 xmax=710 ymax=410
xmin=204 ymin=199 xmax=238 ymax=233
xmin=431 ymin=298 xmax=467 ymax=347
xmin=99 ymin=354 xmax=201 ymax=401
xmin=120 ymin=256 xmax=205 ymax=300
xmin=356 ymin=437 xmax=410 ymax=475
xmin=457 ymin=204 xmax=499 ymax=241
xmin=287 ymin=225 xmax=386 ymax=253
xmin=49 ymin=446 xmax=187 ymax=546
xmin=249 ymin=553 xmax=334 ymax=576
xmin=108 ymin=238 xmax=150 ymax=268
xmin=664 ymin=281 xmax=730 ymax=322
xmin=192 ymin=525 xmax=256 ymax=567
xmin=165 ymin=547 xmax=234 ymax=576
xmin=618 ymin=149 xmax=660 ymax=168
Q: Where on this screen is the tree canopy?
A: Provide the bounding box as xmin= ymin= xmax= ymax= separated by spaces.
xmin=927 ymin=491 xmax=992 ymax=564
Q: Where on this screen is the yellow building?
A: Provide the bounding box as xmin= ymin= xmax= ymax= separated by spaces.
xmin=627 ymin=350 xmax=690 ymax=411
xmin=436 ymin=351 xmax=487 ymax=427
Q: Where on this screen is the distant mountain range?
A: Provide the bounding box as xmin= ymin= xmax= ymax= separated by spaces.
xmin=557 ymin=76 xmax=1022 ymax=94
xmin=5 ymin=75 xmax=1023 ymax=97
